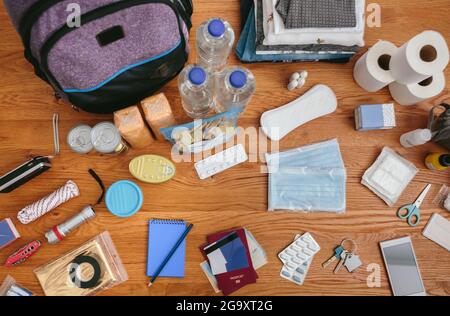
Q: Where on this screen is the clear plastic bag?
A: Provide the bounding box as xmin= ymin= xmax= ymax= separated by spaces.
xmin=266 ymin=139 xmax=347 ymax=213
xmin=268 ymin=167 xmax=346 ymax=213
xmin=160 ymin=108 xmax=242 ymax=154
xmin=34 ymin=231 xmax=128 ymax=296
xmin=266 ymin=139 xmax=345 ymax=171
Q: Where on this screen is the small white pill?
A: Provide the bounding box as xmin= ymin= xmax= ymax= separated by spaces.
xmin=287 ymin=80 xmax=299 ymax=91
xmin=290 ymin=72 xmax=300 ymax=82
xmin=285 ymin=249 xmax=295 ymax=256
xmin=300 ymin=70 xmax=308 ymax=79
xmin=286 ymin=262 xmax=296 ymax=270
xmin=296 ymin=78 xmax=306 ymax=89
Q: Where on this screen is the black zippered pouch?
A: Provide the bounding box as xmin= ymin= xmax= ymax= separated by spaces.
xmin=0 ymin=157 xmax=52 ymax=193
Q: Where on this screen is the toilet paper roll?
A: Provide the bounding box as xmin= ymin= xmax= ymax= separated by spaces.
xmin=353 ymin=40 xmax=398 ymax=92
xmin=390 ymin=30 xmax=449 ymax=85
xmin=389 ymin=72 xmax=446 ymax=106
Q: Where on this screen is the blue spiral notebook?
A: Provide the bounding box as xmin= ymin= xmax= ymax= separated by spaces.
xmin=146 ymin=219 xmax=186 ymax=278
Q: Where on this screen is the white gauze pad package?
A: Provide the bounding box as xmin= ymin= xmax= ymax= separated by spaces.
xmin=362 ymin=147 xmax=418 ymax=206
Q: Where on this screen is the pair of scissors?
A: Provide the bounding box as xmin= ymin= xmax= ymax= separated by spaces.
xmin=397 ymin=184 xmax=432 ymax=227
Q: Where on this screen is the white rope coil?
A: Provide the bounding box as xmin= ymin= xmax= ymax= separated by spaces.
xmin=17 ymin=180 xmax=80 ymax=225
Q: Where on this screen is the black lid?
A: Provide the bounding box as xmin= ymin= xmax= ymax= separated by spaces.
xmin=438 ymin=154 xmax=450 ymax=167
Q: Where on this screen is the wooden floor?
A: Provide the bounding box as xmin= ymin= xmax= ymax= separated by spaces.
xmin=1 ymin=0 xmax=450 ymax=296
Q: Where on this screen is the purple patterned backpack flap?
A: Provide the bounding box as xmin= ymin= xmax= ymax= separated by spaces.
xmin=4 ymin=0 xmax=193 ymax=113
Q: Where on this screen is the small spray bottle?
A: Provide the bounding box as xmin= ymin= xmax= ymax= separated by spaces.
xmin=400 ymin=129 xmax=432 ymax=148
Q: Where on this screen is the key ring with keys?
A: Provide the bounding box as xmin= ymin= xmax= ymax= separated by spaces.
xmin=341 ymin=239 xmax=357 ymax=254
xmin=332 ymin=239 xmax=359 ymax=274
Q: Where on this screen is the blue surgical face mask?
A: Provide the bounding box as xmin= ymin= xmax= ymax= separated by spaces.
xmin=267 ymin=139 xmax=346 ymax=213
xmin=266 ymin=139 xmax=345 ymax=172
xmin=268 ymin=167 xmax=346 ymax=213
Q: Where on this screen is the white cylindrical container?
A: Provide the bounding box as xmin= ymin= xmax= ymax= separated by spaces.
xmin=400 ymin=128 xmax=432 ymax=148
xmin=178 ymin=64 xmax=214 ymax=118
xmin=214 ymin=66 xmax=256 ymax=113
xmin=353 ymin=40 xmax=398 ymax=92
xmin=390 ymin=30 xmax=449 ymax=85
xmin=196 ymin=18 xmax=235 ymax=73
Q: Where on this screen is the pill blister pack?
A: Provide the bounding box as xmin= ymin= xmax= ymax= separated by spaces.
xmin=279 ymin=232 xmax=320 ymax=266
xmin=278 ymin=233 xmax=320 ymax=286
xmin=0 ymin=275 xmax=33 ymax=296
xmin=280 ymin=258 xmax=312 ymax=285
xmin=195 ymin=144 xmax=248 ymax=180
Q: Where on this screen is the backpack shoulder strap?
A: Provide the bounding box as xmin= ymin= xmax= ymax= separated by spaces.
xmin=172 ymin=0 xmax=193 ymax=29
xmin=428 ymin=103 xmax=450 ymax=130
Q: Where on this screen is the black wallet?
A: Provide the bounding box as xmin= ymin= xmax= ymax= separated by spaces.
xmin=0 ymin=156 xmax=52 ymax=193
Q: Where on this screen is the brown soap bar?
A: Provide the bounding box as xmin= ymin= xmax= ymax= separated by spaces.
xmin=140 ymin=93 xmax=177 ymax=140
xmin=114 ymin=106 xmax=154 ymax=148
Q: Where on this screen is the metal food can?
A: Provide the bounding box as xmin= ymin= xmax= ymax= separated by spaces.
xmin=67 ymin=124 xmax=94 ymax=154
xmin=91 ymin=122 xmax=127 ymax=154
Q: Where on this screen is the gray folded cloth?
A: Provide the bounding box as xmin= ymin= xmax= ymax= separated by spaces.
xmin=276 ymin=0 xmax=357 ymax=29
xmin=255 ymin=0 xmax=360 ymax=53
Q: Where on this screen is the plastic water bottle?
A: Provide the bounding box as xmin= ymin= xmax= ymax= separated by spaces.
xmin=178 ymin=64 xmax=214 ymax=118
xmin=196 ymin=18 xmax=235 ymax=73
xmin=214 ymin=66 xmax=256 ymax=113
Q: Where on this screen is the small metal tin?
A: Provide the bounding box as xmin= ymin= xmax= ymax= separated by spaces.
xmin=67 ymin=124 xmax=94 ymax=154
xmin=91 ymin=122 xmax=127 ymax=154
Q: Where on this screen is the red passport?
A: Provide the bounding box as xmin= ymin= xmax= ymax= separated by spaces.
xmin=206 ymin=228 xmax=257 ymax=295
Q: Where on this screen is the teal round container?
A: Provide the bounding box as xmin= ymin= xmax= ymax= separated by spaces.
xmin=105 ymin=180 xmax=143 ymax=218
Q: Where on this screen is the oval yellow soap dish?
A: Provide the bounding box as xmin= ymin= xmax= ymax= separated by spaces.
xmin=129 ymin=155 xmax=176 ymax=184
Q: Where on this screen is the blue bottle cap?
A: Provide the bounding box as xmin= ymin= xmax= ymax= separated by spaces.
xmin=208 ymin=19 xmax=225 ymax=37
xmin=188 ymin=67 xmax=206 ymax=85
xmin=229 ymin=70 xmax=247 ymax=88
xmin=106 ymin=180 xmax=143 ymax=218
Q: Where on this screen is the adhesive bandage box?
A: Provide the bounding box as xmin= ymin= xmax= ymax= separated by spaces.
xmin=355 ymin=103 xmax=396 ymax=131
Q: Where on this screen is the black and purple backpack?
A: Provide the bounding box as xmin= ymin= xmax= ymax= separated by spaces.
xmin=4 ymin=0 xmax=193 ymax=113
